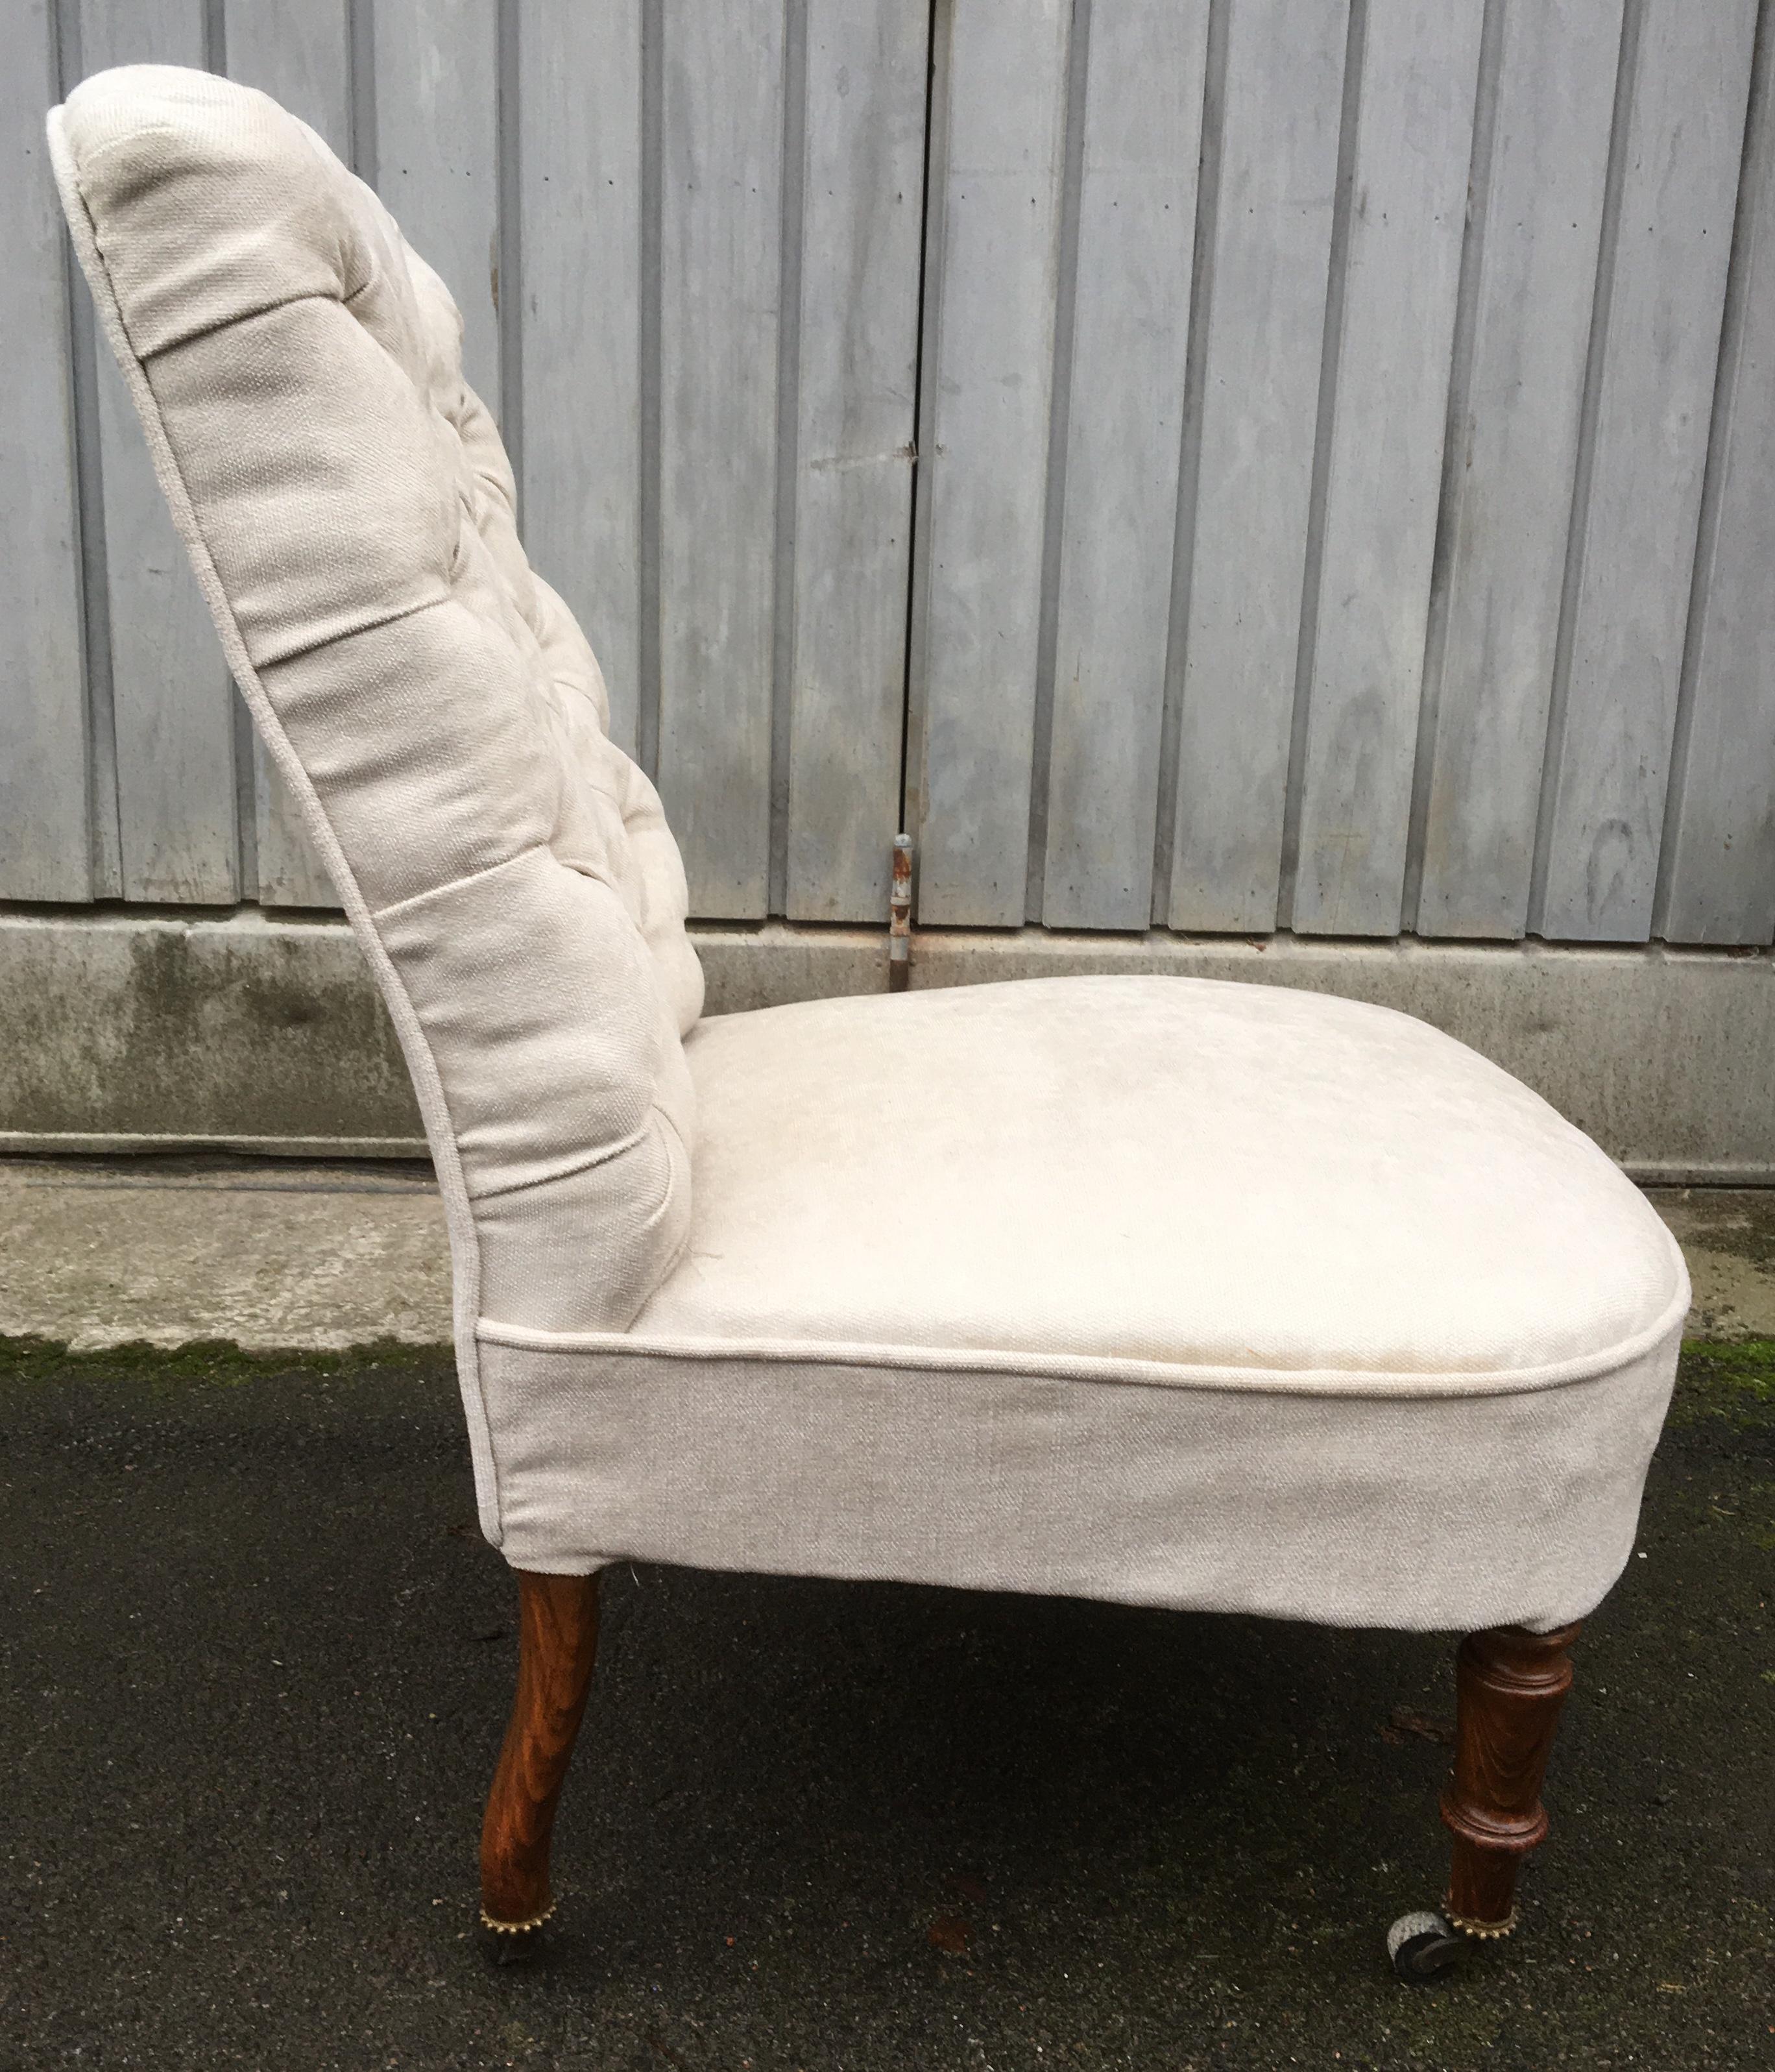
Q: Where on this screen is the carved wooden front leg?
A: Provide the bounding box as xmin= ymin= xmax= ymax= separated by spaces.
xmin=480 ymin=1570 xmax=602 ymax=1945
xmin=1440 ymin=1622 xmax=1581 ymax=1936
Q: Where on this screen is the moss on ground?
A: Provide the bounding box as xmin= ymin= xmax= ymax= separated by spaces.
xmin=4 ymin=1330 xmax=1773 ymax=1413
xmin=0 ymin=1330 xmax=446 ymax=1389
xmin=1669 ymin=1337 xmax=1775 ymax=1428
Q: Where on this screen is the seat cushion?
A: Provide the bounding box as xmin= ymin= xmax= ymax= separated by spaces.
xmin=638 ymin=976 xmax=1683 ymax=1379
xmin=474 ymin=979 xmax=1687 ymax=1631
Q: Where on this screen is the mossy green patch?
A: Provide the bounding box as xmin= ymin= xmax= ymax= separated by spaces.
xmin=0 ymin=1331 xmax=448 ymax=1390
xmin=1671 ymin=1337 xmax=1775 ymax=1428
xmin=5 ymin=1330 xmax=1774 ymax=1424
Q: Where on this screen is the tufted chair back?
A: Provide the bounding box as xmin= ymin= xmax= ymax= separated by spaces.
xmin=49 ymin=67 xmax=702 ymax=1367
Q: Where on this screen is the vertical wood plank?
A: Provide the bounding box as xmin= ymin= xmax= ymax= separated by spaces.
xmin=0 ymin=0 xmax=91 ymax=899
xmin=1166 ymin=0 xmax=1347 ymax=932
xmin=1041 ymin=0 xmax=1209 ymax=931
xmin=913 ymin=0 xmax=1072 ymax=928
xmin=1538 ymin=1 xmax=1759 ymax=942
xmin=518 ymin=0 xmax=644 ymax=759
xmin=78 ymin=0 xmax=240 ymax=903
xmin=1414 ymin=0 xmax=1622 ymax=940
xmin=224 ymin=0 xmax=351 ymax=150
xmin=1289 ymin=1 xmax=1484 ymax=936
xmin=224 ymin=0 xmax=349 ymax=907
xmin=373 ymin=0 xmax=500 ymax=406
xmin=784 ymin=0 xmax=926 ymax=921
xmin=1660 ymin=13 xmax=1775 ymax=945
xmin=656 ymin=0 xmax=785 ymax=918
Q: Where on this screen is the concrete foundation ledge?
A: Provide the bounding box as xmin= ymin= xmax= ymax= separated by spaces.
xmin=1 ymin=908 xmax=1770 ymax=1180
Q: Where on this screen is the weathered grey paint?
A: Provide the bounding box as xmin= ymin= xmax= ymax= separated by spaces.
xmin=1533 ymin=0 xmax=1760 ymax=945
xmin=516 ymin=1 xmax=643 ymax=757
xmin=1412 ymin=0 xmax=1621 ymax=941
xmin=913 ymin=0 xmax=1072 ymax=928
xmin=0 ymin=0 xmax=89 ymax=902
xmin=1041 ymin=0 xmax=1208 ymax=932
xmin=373 ymin=0 xmax=501 ymax=406
xmin=1657 ymin=5 xmax=1775 ymax=947
xmin=783 ymin=0 xmax=926 ymax=923
xmin=223 ymin=0 xmax=351 ymax=909
xmin=82 ymin=0 xmax=241 ymax=906
xmin=1286 ymin=0 xmax=1483 ymax=937
xmin=1165 ymin=0 xmax=1347 ymax=936
xmin=5 ymin=1 xmax=1775 ymax=1151
xmin=654 ymin=0 xmax=786 ymax=918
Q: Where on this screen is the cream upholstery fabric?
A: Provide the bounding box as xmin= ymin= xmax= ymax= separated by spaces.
xmin=49 ymin=67 xmax=701 ymax=1505
xmin=479 ymin=981 xmax=1686 ymax=1629
xmin=643 ymin=980 xmax=1682 ymax=1376
xmin=51 ymin=67 xmax=1687 ymax=1636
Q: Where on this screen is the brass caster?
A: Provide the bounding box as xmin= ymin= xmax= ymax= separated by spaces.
xmin=477 ymin=1899 xmax=555 ymax=1966
xmin=1445 ymin=1898 xmax=1519 ymax=1940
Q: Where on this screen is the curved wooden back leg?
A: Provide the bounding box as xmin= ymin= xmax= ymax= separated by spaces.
xmin=1439 ymin=1622 xmax=1582 ymax=1936
xmin=480 ymin=1570 xmax=602 ymax=1944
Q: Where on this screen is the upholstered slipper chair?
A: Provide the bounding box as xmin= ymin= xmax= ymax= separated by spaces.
xmin=49 ymin=66 xmax=1689 ymax=1984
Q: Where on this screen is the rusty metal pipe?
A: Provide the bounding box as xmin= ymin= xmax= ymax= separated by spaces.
xmin=888 ymin=834 xmax=913 ymax=993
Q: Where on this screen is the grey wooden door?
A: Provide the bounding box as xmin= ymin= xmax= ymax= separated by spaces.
xmin=907 ymin=0 xmax=1772 ymax=946
xmin=6 ymin=0 xmax=1775 ymax=948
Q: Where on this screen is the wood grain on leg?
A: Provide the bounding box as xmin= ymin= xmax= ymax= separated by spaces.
xmin=480 ymin=1570 xmax=601 ymax=1937
xmin=1440 ymin=1622 xmax=1581 ymax=1935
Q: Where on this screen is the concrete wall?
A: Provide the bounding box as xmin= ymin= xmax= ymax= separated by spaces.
xmin=4 ymin=912 xmax=1771 ymax=1182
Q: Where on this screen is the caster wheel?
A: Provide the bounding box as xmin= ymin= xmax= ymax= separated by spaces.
xmin=1387 ymin=1909 xmax=1466 ymax=1985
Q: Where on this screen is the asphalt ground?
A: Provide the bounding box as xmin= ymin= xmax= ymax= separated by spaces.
xmin=1 ymin=1336 xmax=1770 ymax=2071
